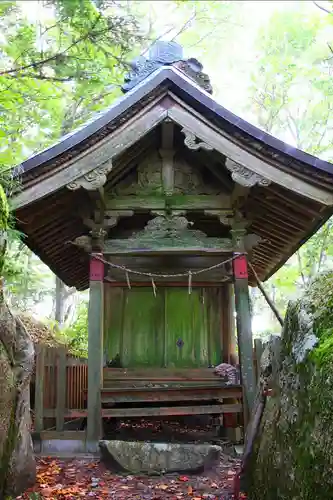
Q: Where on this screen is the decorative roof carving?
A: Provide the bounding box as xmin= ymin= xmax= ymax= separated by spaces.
xmin=182 ymin=128 xmax=213 ymax=152
xmin=174 ymin=59 xmax=213 ymax=94
xmin=105 ymin=213 xmax=233 ymax=253
xmin=67 ymin=161 xmax=112 ymax=191
xmin=107 ymin=152 xmax=222 ymax=196
xmin=122 ymin=41 xmax=213 ymax=94
xmin=225 ymin=159 xmax=271 ymax=188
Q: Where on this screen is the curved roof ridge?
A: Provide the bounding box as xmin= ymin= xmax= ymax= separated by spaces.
xmin=15 ymin=65 xmax=333 ymax=177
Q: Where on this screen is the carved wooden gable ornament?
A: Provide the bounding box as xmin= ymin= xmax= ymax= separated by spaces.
xmin=107 ymin=151 xmax=224 ymax=197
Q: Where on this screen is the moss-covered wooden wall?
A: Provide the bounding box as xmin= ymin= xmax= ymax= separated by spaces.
xmin=103 ymin=286 xmax=224 ymax=368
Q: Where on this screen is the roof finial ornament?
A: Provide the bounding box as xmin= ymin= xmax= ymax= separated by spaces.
xmin=122 ymin=41 xmax=213 ymax=94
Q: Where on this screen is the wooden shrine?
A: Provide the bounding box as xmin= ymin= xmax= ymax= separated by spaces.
xmin=12 ymin=42 xmax=333 ymax=451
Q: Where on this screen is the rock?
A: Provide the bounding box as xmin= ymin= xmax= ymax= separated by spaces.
xmin=0 ymin=301 xmax=36 ymax=497
xmin=99 ymin=440 xmax=221 ymax=474
xmin=247 ymin=272 xmax=333 ymax=499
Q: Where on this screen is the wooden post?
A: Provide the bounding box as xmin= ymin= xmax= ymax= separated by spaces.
xmin=231 ymin=227 xmax=256 ymax=422
xmin=56 ymin=346 xmax=66 ymax=432
xmin=254 ymin=338 xmax=264 ymax=385
xmin=86 ymin=253 xmax=104 ymax=452
xmin=35 ymin=344 xmax=45 ymax=432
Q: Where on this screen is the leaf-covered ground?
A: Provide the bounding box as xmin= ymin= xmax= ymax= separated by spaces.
xmin=18 ymin=454 xmax=242 ymax=500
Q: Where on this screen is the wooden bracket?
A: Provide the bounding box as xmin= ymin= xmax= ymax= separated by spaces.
xmin=67 ymin=161 xmax=112 ymax=191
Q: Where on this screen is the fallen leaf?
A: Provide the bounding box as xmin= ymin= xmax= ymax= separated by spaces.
xmin=158 ymin=484 xmax=169 ymax=490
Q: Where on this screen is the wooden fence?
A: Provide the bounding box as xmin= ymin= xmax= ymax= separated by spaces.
xmin=34 ymin=345 xmax=88 ymax=432
xmin=33 ymin=340 xmax=266 ymax=432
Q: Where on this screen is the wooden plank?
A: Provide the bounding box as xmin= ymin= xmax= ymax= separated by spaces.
xmin=101 ymin=404 xmax=242 ymax=418
xmin=105 ymin=194 xmax=231 ymax=211
xmin=44 ymin=409 xmax=88 ymax=418
xmin=100 ymin=385 xmax=242 ymax=394
xmin=56 ymin=346 xmax=66 ymax=432
xmin=100 ymin=389 xmax=242 ymax=404
xmin=40 ymin=431 xmax=86 ymax=440
xmin=103 ymin=367 xmax=217 ymax=379
xmin=104 ymin=247 xmax=233 ymax=256
xmin=35 ymin=345 xmax=45 ymax=432
xmin=87 ymin=257 xmax=104 ymax=452
xmin=167 ymin=104 xmax=333 ymax=206
xmin=13 ymin=104 xmax=168 ymax=209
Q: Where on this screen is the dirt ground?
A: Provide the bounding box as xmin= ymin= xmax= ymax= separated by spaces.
xmin=20 ymin=418 xmax=244 ymax=500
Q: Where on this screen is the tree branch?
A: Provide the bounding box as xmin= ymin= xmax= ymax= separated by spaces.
xmin=313 ymin=1 xmax=333 ymax=15
xmin=0 ymin=13 xmax=102 ymax=77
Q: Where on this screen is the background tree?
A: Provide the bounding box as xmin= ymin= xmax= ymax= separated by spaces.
xmin=246 ymin=3 xmax=333 ymax=333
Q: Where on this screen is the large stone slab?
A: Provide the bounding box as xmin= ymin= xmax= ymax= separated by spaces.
xmin=99 ymin=440 xmax=221 ymax=474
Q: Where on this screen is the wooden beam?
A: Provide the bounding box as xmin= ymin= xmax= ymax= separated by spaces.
xmin=105 ymin=194 xmax=231 ymax=211
xmin=167 ymin=104 xmax=333 ymax=206
xmin=101 ymin=404 xmax=242 ymax=418
xmin=104 ymin=281 xmax=230 ymax=287
xmin=13 ymin=104 xmax=168 ymax=209
xmin=86 ymin=255 xmax=104 ymax=452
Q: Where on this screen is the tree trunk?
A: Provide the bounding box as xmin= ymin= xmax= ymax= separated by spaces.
xmin=0 ymin=288 xmax=36 ymax=497
xmin=55 ymin=275 xmax=65 ymax=326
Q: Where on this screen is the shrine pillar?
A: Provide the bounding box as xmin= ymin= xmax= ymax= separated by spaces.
xmin=231 ymin=227 xmax=256 ymax=422
xmin=86 ymin=253 xmax=104 ymax=451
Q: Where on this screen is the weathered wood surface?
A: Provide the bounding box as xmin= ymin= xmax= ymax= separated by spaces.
xmin=99 ymin=386 xmax=242 ymax=404
xmin=56 ymin=346 xmax=66 ymax=432
xmin=167 ymin=103 xmax=333 ymax=205
xmin=101 ymin=404 xmax=242 ymax=418
xmin=104 ymin=367 xmax=219 ymax=380
xmin=34 ymin=344 xmax=45 ymax=433
xmin=105 ymin=194 xmax=232 ymax=211
xmin=13 ymin=103 xmax=168 ymax=208
xmin=87 ymin=259 xmax=104 ymax=451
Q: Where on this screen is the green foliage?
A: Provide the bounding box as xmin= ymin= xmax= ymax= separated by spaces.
xmin=246 ymin=4 xmax=333 ymax=329
xmin=60 ymin=301 xmax=88 ymax=357
xmin=0 ymin=0 xmax=145 ymax=168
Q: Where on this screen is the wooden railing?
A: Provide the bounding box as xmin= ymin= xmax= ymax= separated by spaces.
xmin=33 ymin=340 xmax=266 ymax=432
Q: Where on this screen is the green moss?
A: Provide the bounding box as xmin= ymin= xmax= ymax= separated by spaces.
xmin=0 ymin=342 xmax=17 ymax=497
xmin=305 ymin=272 xmax=333 ymax=366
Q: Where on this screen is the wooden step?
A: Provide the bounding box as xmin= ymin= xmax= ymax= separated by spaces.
xmin=101 ymin=403 xmax=242 ymax=418
xmin=100 ymin=386 xmax=242 ymax=404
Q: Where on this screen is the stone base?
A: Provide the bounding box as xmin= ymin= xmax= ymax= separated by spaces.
xmin=99 ymin=440 xmax=221 ymax=474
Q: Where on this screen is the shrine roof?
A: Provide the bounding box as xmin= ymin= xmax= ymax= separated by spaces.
xmin=15 ymin=64 xmax=333 ymax=179
xmin=11 ymin=42 xmax=333 ymax=290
